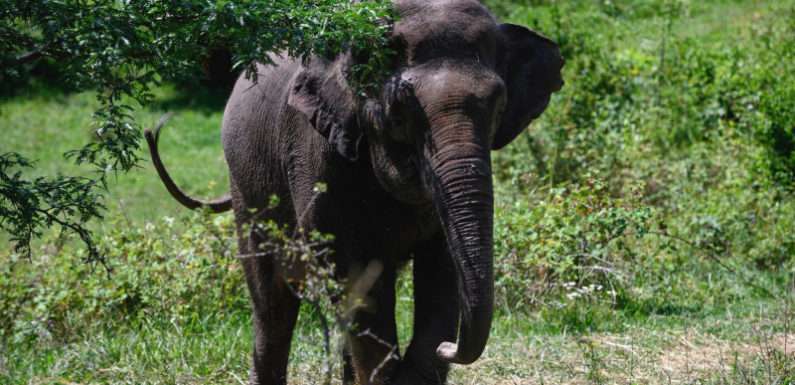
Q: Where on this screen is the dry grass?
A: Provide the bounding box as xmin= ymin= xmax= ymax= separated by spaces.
xmin=446 ymin=326 xmax=794 ymax=385
xmin=657 ymin=331 xmax=793 ymax=377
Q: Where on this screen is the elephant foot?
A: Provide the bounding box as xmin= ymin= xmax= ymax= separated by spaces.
xmin=390 ymin=358 xmax=448 ymax=385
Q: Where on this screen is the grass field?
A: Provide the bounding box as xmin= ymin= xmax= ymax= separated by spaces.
xmin=1 ymin=85 xmax=229 ymax=223
xmin=2 ymin=0 xmax=795 ymax=384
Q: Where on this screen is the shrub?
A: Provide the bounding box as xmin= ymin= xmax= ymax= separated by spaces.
xmin=0 ymin=212 xmax=244 ymax=344
xmin=756 ymin=80 xmax=795 ymax=186
xmin=494 ymin=178 xmax=654 ymax=309
xmin=490 ymin=0 xmax=795 ymax=322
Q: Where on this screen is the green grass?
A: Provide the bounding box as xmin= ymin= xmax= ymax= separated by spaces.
xmin=3 ymin=283 xmax=792 ymax=384
xmin=0 ymin=84 xmax=229 ymax=223
xmin=3 ymin=0 xmax=795 ymax=384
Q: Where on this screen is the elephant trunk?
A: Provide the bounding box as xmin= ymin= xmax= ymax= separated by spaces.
xmin=424 ymin=122 xmax=494 ymax=365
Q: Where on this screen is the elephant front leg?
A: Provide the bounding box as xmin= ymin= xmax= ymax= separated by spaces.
xmin=345 ymin=263 xmax=400 ymax=385
xmin=393 ymin=237 xmax=459 ymax=385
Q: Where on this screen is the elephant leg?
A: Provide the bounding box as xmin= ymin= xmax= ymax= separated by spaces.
xmin=342 ymin=341 xmax=356 ymax=385
xmin=346 ymin=264 xmax=400 ymax=385
xmin=239 ymin=220 xmax=301 ymax=385
xmin=394 ymin=238 xmax=459 ymax=385
xmin=247 ymin=265 xmax=300 ymax=385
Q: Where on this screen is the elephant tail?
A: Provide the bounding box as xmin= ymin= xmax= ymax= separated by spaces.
xmin=144 ymin=113 xmax=232 ymax=213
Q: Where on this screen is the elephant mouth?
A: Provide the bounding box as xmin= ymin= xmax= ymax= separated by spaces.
xmin=369 ymin=141 xmax=432 ymax=205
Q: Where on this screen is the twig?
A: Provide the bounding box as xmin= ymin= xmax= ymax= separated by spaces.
xmin=12 ymin=43 xmax=50 ymax=66
xmin=35 ymin=208 xmax=109 ymax=274
xmin=357 ymin=329 xmax=400 ymax=383
xmin=294 ymin=188 xmax=324 ymax=238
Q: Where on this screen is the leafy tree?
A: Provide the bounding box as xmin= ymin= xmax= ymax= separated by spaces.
xmin=0 ymin=0 xmax=394 ymax=264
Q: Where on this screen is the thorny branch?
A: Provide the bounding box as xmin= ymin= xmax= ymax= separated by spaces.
xmin=358 ymin=328 xmax=401 ymax=383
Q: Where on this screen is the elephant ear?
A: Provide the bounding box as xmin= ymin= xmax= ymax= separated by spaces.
xmin=288 ymin=57 xmax=362 ymax=161
xmin=493 ymin=23 xmax=564 ymax=150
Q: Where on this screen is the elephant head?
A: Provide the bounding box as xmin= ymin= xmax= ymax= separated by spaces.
xmin=288 ymin=0 xmax=563 ymax=365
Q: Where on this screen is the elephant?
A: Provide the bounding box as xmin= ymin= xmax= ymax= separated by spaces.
xmin=144 ymin=0 xmax=563 ymax=384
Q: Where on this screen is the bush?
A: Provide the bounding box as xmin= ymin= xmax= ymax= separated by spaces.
xmin=0 ymin=212 xmax=244 ymax=344
xmin=756 ymin=80 xmax=795 ymax=186
xmin=489 ymin=0 xmax=795 ymax=326
xmin=494 ymin=178 xmax=653 ymax=309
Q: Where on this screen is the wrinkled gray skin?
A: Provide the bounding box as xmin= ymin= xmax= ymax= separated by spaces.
xmin=146 ymin=1 xmax=563 ymax=384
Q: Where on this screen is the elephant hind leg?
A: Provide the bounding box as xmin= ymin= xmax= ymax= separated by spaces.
xmin=246 ymin=269 xmax=300 ymax=385
xmin=237 ymin=205 xmax=302 ymax=385
xmin=242 ymin=248 xmax=301 ymax=385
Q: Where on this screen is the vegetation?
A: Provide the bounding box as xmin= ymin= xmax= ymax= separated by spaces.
xmin=2 ymin=0 xmax=794 ymax=384
xmin=1 ymin=0 xmax=394 ymax=264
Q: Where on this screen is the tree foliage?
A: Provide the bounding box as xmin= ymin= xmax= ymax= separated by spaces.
xmin=0 ymin=0 xmax=394 ymax=263
xmin=0 ymin=154 xmax=104 ymax=263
